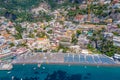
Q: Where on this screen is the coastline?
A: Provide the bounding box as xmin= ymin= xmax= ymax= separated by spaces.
xmin=12 ymin=62 xmax=120 ymax=67
xmin=0 ymin=62 xmax=120 ymax=71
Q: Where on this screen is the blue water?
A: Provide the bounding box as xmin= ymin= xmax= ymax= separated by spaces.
xmin=0 ymin=64 xmax=120 ymax=80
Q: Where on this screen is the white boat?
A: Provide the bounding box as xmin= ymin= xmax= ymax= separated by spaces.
xmin=33 ymin=67 xmax=36 ymax=70
xmin=42 ymin=67 xmax=45 ymax=69
xmin=7 ymin=71 xmax=11 ymax=74
xmin=12 ymin=76 xmax=14 ymax=80
xmin=22 ymin=64 xmax=25 ymax=66
xmin=38 ymin=64 xmax=41 ymax=67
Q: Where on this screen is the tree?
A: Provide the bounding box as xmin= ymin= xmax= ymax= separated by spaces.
xmin=13 ymin=33 xmax=22 ymax=39
xmin=58 ymin=44 xmax=69 ymax=53
xmin=28 ymin=33 xmax=35 ymax=38
xmin=47 ymin=30 xmax=53 ymax=34
xmin=117 ymin=24 xmax=120 ymax=28
xmin=36 ymin=32 xmax=46 ymax=38
xmin=76 ymin=30 xmax=81 ymax=37
xmin=88 ymin=29 xmax=120 ymax=56
xmin=71 ymin=34 xmax=78 ymax=45
xmin=9 ymin=43 xmax=15 ymax=47
xmin=88 ymin=30 xmax=103 ymax=49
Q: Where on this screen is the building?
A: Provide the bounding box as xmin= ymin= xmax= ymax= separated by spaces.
xmin=70 ymin=45 xmax=81 ymax=53
xmin=34 ymin=38 xmax=51 ymax=50
xmin=113 ymin=54 xmax=120 ymax=61
xmin=113 ymin=36 xmax=120 ymax=47
xmin=74 ymin=15 xmax=86 ymax=23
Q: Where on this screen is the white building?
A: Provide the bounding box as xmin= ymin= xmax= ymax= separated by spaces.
xmin=113 ymin=36 xmax=120 ymax=47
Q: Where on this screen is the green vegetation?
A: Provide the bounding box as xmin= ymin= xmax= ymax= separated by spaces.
xmin=6 ymin=29 xmax=10 ymax=34
xmin=16 ymin=11 xmax=33 ymax=22
xmin=67 ymin=7 xmax=87 ymax=20
xmin=34 ymin=29 xmax=37 ymax=33
xmin=34 ymin=48 xmax=42 ymax=52
xmin=71 ymin=34 xmax=78 ymax=45
xmin=14 ymin=24 xmax=26 ymax=33
xmin=13 ymin=33 xmax=22 ymax=39
xmin=0 ymin=0 xmax=74 ymax=22
xmin=0 ymin=0 xmax=55 ymax=22
xmin=58 ymin=44 xmax=69 ymax=53
xmin=88 ymin=29 xmax=120 ymax=56
xmin=68 ymin=8 xmax=87 ymax=16
xmin=36 ymin=32 xmax=46 ymax=38
xmin=91 ymin=4 xmax=108 ymax=16
xmin=76 ymin=30 xmax=82 ymax=36
xmin=117 ymin=24 xmax=120 ymax=28
xmin=28 ymin=32 xmax=35 ymax=38
xmin=87 ymin=44 xmax=101 ymax=54
xmin=51 ymin=49 xmax=58 ymax=53
xmin=17 ymin=43 xmax=27 ymax=47
xmin=47 ymin=30 xmax=53 ymax=34
xmin=9 ymin=42 xmax=15 ymax=47
xmin=0 ymin=0 xmax=42 ymax=10
xmin=113 ymin=32 xmax=120 ymax=36
xmin=38 ymin=11 xmax=54 ymax=22
xmin=46 ymin=0 xmax=74 ymax=10
xmin=13 ymin=24 xmax=26 ymax=39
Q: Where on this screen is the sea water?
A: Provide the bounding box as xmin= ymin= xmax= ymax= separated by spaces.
xmin=0 ymin=64 xmax=120 ymax=80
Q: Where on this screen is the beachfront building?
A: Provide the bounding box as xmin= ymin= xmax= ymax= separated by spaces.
xmin=69 ymin=45 xmax=81 ymax=53
xmin=113 ymin=54 xmax=120 ymax=61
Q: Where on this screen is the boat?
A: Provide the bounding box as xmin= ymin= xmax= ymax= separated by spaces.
xmin=42 ymin=67 xmax=45 ymax=69
xmin=33 ymin=67 xmax=36 ymax=70
xmin=22 ymin=64 xmax=25 ymax=66
xmin=7 ymin=71 xmax=11 ymax=74
xmin=11 ymin=76 xmax=14 ymax=80
xmin=38 ymin=64 xmax=41 ymax=67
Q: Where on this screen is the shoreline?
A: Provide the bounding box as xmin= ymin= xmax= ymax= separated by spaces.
xmin=0 ymin=62 xmax=120 ymax=70
xmin=12 ymin=62 xmax=120 ymax=67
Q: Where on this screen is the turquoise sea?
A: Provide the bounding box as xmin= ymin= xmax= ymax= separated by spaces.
xmin=0 ymin=64 xmax=120 ymax=80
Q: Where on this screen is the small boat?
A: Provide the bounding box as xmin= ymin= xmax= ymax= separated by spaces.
xmin=42 ymin=67 xmax=45 ymax=69
xmin=38 ymin=64 xmax=41 ymax=68
xmin=7 ymin=71 xmax=11 ymax=74
xmin=23 ymin=64 xmax=25 ymax=66
xmin=11 ymin=76 xmax=14 ymax=80
xmin=33 ymin=67 xmax=36 ymax=70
